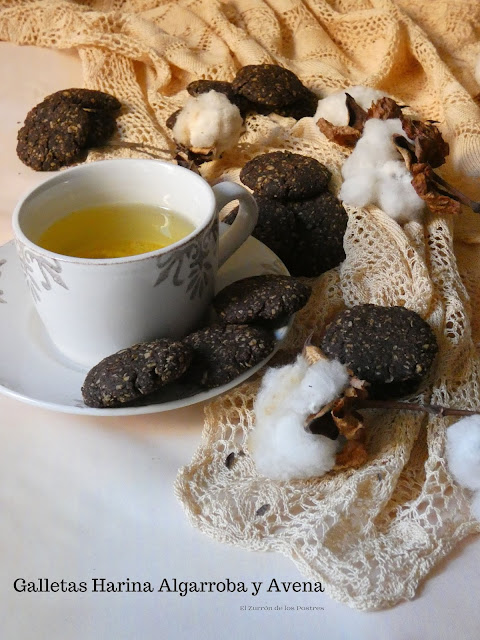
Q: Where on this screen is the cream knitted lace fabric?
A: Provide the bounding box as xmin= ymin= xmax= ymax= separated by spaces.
xmin=3 ymin=0 xmax=480 ymax=611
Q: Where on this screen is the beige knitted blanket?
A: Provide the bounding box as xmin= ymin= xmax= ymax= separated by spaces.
xmin=3 ymin=0 xmax=480 ymax=611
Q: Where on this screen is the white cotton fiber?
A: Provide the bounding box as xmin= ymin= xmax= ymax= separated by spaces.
xmin=339 ymin=118 xmax=425 ymax=223
xmin=446 ymin=415 xmax=480 ymax=491
xmin=248 ymin=355 xmax=350 ymax=481
xmin=314 ymin=85 xmax=388 ymax=126
xmin=338 ymin=168 xmax=377 ymax=208
xmin=376 ymin=161 xmax=425 ymax=223
xmin=172 ymin=90 xmax=243 ymax=155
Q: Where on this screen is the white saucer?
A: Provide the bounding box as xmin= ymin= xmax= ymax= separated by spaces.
xmin=0 ymin=234 xmax=290 ymax=415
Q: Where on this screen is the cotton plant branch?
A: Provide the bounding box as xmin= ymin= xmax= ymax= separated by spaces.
xmin=355 ymin=399 xmax=480 ymax=417
xmin=107 ymin=140 xmax=206 ymax=173
xmin=427 ymin=172 xmax=480 ymax=213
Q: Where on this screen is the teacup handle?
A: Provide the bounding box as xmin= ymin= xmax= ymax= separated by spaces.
xmin=213 ymin=182 xmax=258 ymax=267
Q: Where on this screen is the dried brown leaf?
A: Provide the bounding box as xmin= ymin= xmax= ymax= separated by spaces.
xmin=331 ymin=398 xmax=364 ymax=441
xmin=302 ymin=344 xmax=328 ymax=366
xmin=343 ymin=376 xmax=369 ymax=398
xmin=174 ymin=143 xmax=212 ymax=170
xmin=304 ymin=376 xmax=368 ymax=470
xmin=392 ymin=134 xmax=416 ymax=171
xmin=367 ymin=97 xmax=403 ymax=120
xmin=331 ymin=377 xmax=368 ymax=468
xmin=316 ymin=118 xmax=361 ymax=147
xmin=401 ymin=116 xmax=449 ymax=168
xmin=334 ymin=440 xmax=368 ymax=470
xmin=345 ymin=93 xmax=368 ymax=130
xmin=305 ymin=411 xmax=339 ymax=440
xmin=411 ymin=163 xmax=461 ymax=216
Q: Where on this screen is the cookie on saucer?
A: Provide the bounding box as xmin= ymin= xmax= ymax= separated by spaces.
xmin=213 ymin=275 xmax=311 ymax=324
xmin=43 ymin=88 xmax=121 ymax=113
xmin=183 ymin=323 xmax=275 ymax=388
xmin=82 ymin=338 xmax=193 ymax=408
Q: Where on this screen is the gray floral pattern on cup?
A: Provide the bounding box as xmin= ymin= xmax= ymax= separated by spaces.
xmin=154 ymin=219 xmax=218 ymax=300
xmin=0 ymin=259 xmax=6 ymax=304
xmin=16 ymin=244 xmax=68 ymax=302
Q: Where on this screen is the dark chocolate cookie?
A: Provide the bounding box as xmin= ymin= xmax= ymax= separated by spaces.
xmin=85 ymin=109 xmax=118 ymax=147
xmin=240 ymin=151 xmax=331 ymax=200
xmin=186 ymin=80 xmax=253 ymax=116
xmin=232 ymin=64 xmax=307 ymax=108
xmin=321 ymin=304 xmax=438 ymax=398
xmin=43 ymin=88 xmax=121 ymax=113
xmin=213 ymin=275 xmax=311 ymax=324
xmin=287 ymin=191 xmax=347 ymax=277
xmin=224 ymin=190 xmax=347 ymax=277
xmin=17 ymin=88 xmax=121 ymax=171
xmin=223 ymin=195 xmax=296 ymax=267
xmin=17 ymin=100 xmax=90 ymax=171
xmin=183 ymin=323 xmax=275 ymax=388
xmin=273 ymin=87 xmax=319 ymax=120
xmin=82 ymin=339 xmax=193 ymax=408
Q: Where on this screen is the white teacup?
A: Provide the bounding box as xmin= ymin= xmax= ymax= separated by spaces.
xmin=12 ymin=159 xmax=258 ymax=368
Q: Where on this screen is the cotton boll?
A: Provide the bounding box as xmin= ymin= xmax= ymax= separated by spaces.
xmin=254 ymin=355 xmax=350 ymax=422
xmin=314 ymin=85 xmax=388 ymax=126
xmin=253 ymin=358 xmax=309 ymax=424
xmin=446 ymin=416 xmax=480 ymax=491
xmin=340 ymin=118 xmax=425 ymax=224
xmin=248 ymin=354 xmax=350 ymax=481
xmin=377 ymin=161 xmax=425 ymax=223
xmin=172 ymin=90 xmax=243 ymax=155
xmin=340 ymin=119 xmax=404 ymax=181
xmin=250 ymin=413 xmax=339 ymax=481
xmin=341 ymin=146 xmax=377 ymax=179
xmin=286 ymin=357 xmax=351 ymax=416
xmin=339 ymin=169 xmax=377 ymax=207
xmin=347 ymin=85 xmax=391 ymax=111
xmin=354 ymin=118 xmax=407 ymax=164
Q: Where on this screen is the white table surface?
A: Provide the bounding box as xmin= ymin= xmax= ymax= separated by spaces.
xmin=1 ymin=42 xmax=480 ymax=640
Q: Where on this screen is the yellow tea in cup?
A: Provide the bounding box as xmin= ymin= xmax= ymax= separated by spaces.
xmin=37 ymin=202 xmax=195 ymax=259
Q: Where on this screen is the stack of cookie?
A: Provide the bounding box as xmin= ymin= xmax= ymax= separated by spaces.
xmin=182 ymin=275 xmax=312 ymax=389
xmin=230 ymin=64 xmax=318 ymax=120
xmin=224 ymin=151 xmax=348 ymax=277
xmin=82 ymin=274 xmax=312 ymax=407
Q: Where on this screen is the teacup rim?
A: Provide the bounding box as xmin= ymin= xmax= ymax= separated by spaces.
xmin=12 ymin=158 xmax=216 ymax=265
